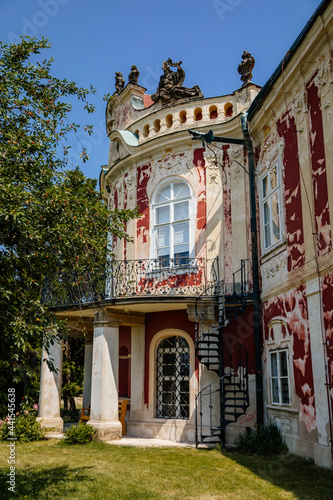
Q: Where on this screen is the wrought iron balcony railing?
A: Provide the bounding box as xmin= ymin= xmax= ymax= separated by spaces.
xmin=41 ymin=257 xmax=221 ymax=309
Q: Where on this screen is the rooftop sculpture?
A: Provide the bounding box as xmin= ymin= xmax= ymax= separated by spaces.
xmin=151 ymin=58 xmax=203 ymax=106
xmin=114 ymin=72 xmax=125 ymax=95
xmin=238 ymin=51 xmax=255 ymax=86
xmin=128 ymin=65 xmax=140 ymax=85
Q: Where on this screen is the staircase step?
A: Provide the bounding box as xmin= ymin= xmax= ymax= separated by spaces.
xmin=197 ymin=354 xmax=219 ymax=359
xmin=200 ymin=437 xmax=221 ymax=444
xmin=223 ymin=396 xmax=248 ymax=401
xmin=200 ymin=430 xmax=221 ymax=438
xmin=196 ymin=346 xmax=218 ymax=349
xmin=197 ymin=342 xmax=218 ymax=346
xmin=198 ymin=355 xmax=219 ymax=360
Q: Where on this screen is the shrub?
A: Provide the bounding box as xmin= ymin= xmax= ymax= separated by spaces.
xmin=63 ymin=423 xmax=97 ymax=444
xmin=0 ymin=410 xmax=44 ymax=442
xmin=235 ymin=422 xmax=288 ymax=455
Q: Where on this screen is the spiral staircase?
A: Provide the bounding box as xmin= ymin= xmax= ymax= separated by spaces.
xmin=195 ymin=260 xmax=251 ymax=447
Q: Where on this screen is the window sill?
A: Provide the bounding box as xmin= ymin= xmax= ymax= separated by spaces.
xmin=261 ymin=241 xmax=287 ymax=265
xmin=266 ymin=404 xmax=298 ymax=414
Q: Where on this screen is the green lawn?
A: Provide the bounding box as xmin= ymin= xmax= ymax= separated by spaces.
xmin=1 ymin=440 xmax=333 ymax=499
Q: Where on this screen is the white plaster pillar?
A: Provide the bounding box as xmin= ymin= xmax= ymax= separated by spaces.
xmin=306 ymin=278 xmax=333 ymax=467
xmin=130 ymin=325 xmax=145 ymax=422
xmin=88 ymin=310 xmax=122 ymax=441
xmin=82 ymin=336 xmax=93 ymax=409
xmin=37 ymin=333 xmax=63 ymax=434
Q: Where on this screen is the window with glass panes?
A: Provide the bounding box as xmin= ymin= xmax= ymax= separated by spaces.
xmin=156 ymin=336 xmax=190 ymax=419
xmin=270 ymin=349 xmax=290 ymax=405
xmin=262 ymin=164 xmax=281 ymax=250
xmin=153 ymin=181 xmax=191 ymax=266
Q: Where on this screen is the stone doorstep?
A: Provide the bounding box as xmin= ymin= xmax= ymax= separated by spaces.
xmin=106 ymin=437 xmax=197 ymax=448
xmin=47 ymin=423 xmax=215 ymax=448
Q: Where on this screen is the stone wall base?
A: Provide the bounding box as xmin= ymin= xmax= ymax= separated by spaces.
xmin=285 ymin=435 xmax=333 ymax=469
xmin=127 ymin=420 xmax=195 ymax=442
xmin=87 ymin=420 xmax=122 ymax=441
xmin=36 ymin=416 xmax=63 ymax=434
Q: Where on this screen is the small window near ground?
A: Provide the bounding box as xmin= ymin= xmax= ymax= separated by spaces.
xmin=270 ymin=349 xmax=290 ymax=405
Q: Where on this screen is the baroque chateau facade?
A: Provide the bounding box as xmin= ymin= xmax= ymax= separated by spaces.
xmin=38 ymin=0 xmax=333 ymax=469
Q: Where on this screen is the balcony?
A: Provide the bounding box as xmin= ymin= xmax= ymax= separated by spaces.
xmin=41 ymin=257 xmax=221 ymax=309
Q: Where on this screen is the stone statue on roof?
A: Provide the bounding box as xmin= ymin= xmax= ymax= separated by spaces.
xmin=128 ymin=65 xmax=140 ymax=85
xmin=151 ymin=58 xmax=203 ymax=105
xmin=114 ymin=72 xmax=125 ymax=95
xmin=238 ymin=51 xmax=255 ymax=86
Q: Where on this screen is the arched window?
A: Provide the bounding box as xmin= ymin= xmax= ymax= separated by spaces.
xmin=156 ymin=335 xmax=190 ymax=419
xmin=152 ymin=179 xmax=194 ymax=266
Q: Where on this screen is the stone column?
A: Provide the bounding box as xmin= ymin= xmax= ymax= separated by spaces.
xmin=88 ymin=310 xmax=122 ymax=440
xmin=130 ymin=325 xmax=145 ymax=422
xmin=306 ymin=277 xmax=333 ymax=468
xmin=82 ymin=336 xmax=93 ymax=409
xmin=37 ymin=333 xmax=63 ymax=434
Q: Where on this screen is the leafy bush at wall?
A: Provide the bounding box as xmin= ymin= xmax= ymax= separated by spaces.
xmin=235 ymin=422 xmax=288 ymax=455
xmin=63 ymin=423 xmax=97 ymax=445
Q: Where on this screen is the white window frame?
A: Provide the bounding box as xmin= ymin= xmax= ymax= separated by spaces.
xmin=150 ymin=178 xmax=195 ymax=266
xmin=269 ymin=349 xmax=290 ymax=406
xmin=260 ymin=161 xmax=282 ymax=252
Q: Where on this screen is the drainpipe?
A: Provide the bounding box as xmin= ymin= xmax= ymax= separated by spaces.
xmin=241 ymin=112 xmax=264 ymax=426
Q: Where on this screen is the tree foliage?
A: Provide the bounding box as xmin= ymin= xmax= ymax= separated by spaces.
xmin=0 ymin=37 xmax=138 ymax=415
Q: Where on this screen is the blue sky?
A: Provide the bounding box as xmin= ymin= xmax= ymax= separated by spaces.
xmin=0 ymin=0 xmax=322 ymax=182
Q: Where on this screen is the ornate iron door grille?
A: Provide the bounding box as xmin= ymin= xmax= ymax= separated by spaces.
xmin=156 ymin=336 xmax=190 ymax=419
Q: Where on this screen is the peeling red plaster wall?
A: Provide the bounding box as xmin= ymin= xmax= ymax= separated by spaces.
xmin=144 ymin=310 xmax=197 ymax=407
xmin=113 ymin=188 xmax=118 ymax=252
xmin=277 ymin=112 xmax=305 ymax=272
xmin=306 ymin=75 xmax=331 ymax=256
xmin=136 ymin=164 xmax=151 ymax=257
xmin=222 ymin=145 xmax=232 ymax=283
xmin=263 ymin=286 xmax=316 ymax=433
xmin=322 ymin=272 xmax=333 ymax=419
xmin=193 ymin=148 xmax=207 ymax=257
xmin=193 ymin=148 xmax=206 ymax=230
xmin=224 ymin=306 xmax=256 ymax=374
xmin=123 ymin=173 xmax=128 ymax=260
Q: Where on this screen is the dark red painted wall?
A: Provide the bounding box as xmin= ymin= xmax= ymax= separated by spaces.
xmin=119 ymin=326 xmax=131 ymax=398
xmin=277 ymin=112 xmax=305 ymax=272
xmin=224 ymin=306 xmax=256 ymax=374
xmin=136 ymin=164 xmax=151 ymax=244
xmin=306 ymin=74 xmax=331 ymax=256
xmin=143 ymin=307 xmax=256 ymax=406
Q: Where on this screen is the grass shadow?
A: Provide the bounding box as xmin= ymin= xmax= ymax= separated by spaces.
xmin=0 ymin=464 xmax=94 ymax=499
xmin=224 ymin=450 xmax=333 ymax=500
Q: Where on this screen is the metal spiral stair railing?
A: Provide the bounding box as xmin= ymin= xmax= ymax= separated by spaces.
xmin=195 ymin=361 xmax=249 ymax=447
xmin=194 ymin=258 xmax=251 ymax=447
